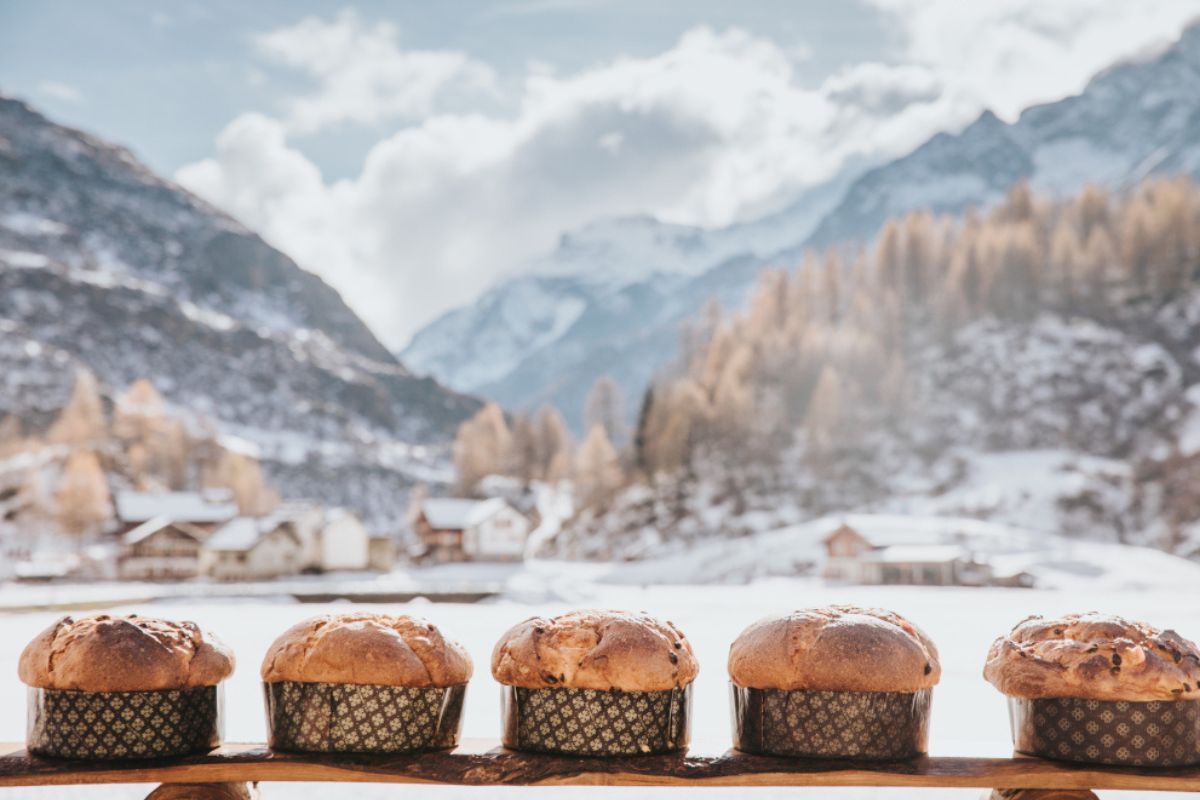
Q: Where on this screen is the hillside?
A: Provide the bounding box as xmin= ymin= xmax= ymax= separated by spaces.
xmin=0 ymin=95 xmax=479 ymax=523
xmin=549 ymin=178 xmax=1200 ymax=562
xmin=405 ymin=21 xmax=1200 ymax=429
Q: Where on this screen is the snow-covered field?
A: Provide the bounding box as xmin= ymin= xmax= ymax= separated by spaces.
xmin=1 ymin=573 xmax=1197 ymax=799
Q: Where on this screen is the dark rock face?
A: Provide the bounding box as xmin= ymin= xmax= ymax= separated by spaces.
xmin=0 ymin=95 xmax=479 ymax=523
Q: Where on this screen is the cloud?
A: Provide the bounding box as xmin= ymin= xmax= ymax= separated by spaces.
xmin=254 ymin=9 xmax=498 ymax=133
xmin=867 ymin=0 xmax=1200 ymax=120
xmin=38 ymin=81 xmax=82 ymax=103
xmin=177 ymin=7 xmax=1200 ymax=349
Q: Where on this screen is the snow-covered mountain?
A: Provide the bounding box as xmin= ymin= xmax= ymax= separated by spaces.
xmin=403 ymin=175 xmax=852 ymax=428
xmin=0 ymin=95 xmax=479 ymax=522
xmin=806 ymin=24 xmax=1200 ymax=249
xmin=406 ymin=22 xmax=1200 ymax=427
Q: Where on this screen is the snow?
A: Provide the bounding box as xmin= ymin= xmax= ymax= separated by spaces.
xmin=113 ymin=490 xmax=238 ymax=525
xmin=203 ymin=517 xmax=261 ymax=551
xmin=585 ymin=512 xmax=1200 ymax=592
xmin=0 ymin=250 xmax=49 ymax=269
xmin=421 ymin=497 xmax=509 ymax=529
xmin=121 ymin=517 xmax=197 ymax=546
xmin=0 ymin=572 xmax=1194 ymax=799
xmin=179 ymin=301 xmax=238 ymax=332
xmin=0 ymin=212 xmax=68 ymax=237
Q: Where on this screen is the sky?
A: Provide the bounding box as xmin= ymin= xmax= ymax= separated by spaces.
xmin=3 ymin=0 xmax=1200 ymax=348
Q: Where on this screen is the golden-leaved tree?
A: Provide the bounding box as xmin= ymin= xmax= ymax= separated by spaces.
xmin=574 ymin=424 xmax=623 ymax=510
xmin=55 ymin=450 xmax=113 ymax=535
xmin=629 ymin=176 xmax=1200 ymax=482
xmin=48 ymin=370 xmax=107 ymax=447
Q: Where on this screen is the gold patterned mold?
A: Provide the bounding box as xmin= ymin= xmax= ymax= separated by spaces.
xmin=1009 ymin=696 xmax=1200 ymax=767
xmin=731 ymin=685 xmax=931 ymax=760
xmin=264 ymin=681 xmax=466 ymax=754
xmin=26 ymin=686 xmax=222 ymax=760
xmin=501 ymin=685 xmax=691 ymax=756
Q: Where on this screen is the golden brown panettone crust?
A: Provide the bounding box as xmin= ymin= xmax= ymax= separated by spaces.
xmin=491 ymin=609 xmax=698 ymax=691
xmin=261 ymin=612 xmax=473 ymax=687
xmin=18 ymin=614 xmax=235 ymax=692
xmin=984 ymin=612 xmax=1200 ymax=701
xmin=727 ymin=606 xmax=941 ymax=692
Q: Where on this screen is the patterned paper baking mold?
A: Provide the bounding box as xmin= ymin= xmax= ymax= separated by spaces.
xmin=731 ymin=685 xmax=932 ymax=760
xmin=26 ymin=685 xmax=222 ymax=760
xmin=264 ymin=681 xmax=466 ymax=754
xmin=1009 ymin=696 xmax=1200 ymax=767
xmin=500 ymin=685 xmax=691 ymax=756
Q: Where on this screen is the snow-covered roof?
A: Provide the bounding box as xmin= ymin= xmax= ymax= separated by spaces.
xmin=122 ymin=516 xmax=203 ymax=546
xmin=421 ymin=498 xmax=511 ymax=530
xmin=206 ymin=513 xmax=304 ymax=552
xmin=859 ymin=544 xmax=972 ymax=564
xmin=204 ymin=517 xmax=263 ymax=552
xmin=115 ymin=490 xmax=237 ymax=524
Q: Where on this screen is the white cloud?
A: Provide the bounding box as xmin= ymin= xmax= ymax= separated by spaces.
xmin=867 ymin=0 xmax=1200 ymax=120
xmin=255 ymin=9 xmax=498 ymax=133
xmin=177 ymin=6 xmax=1200 ymax=349
xmin=38 ymin=81 xmax=82 ymax=103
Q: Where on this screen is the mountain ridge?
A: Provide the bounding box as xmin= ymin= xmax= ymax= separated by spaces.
xmin=404 ymin=21 xmax=1200 ymax=429
xmin=0 ymin=94 xmax=479 ymax=524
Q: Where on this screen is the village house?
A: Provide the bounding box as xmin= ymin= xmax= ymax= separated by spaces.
xmin=821 ymin=522 xmax=996 ymax=587
xmin=414 ymin=497 xmax=530 ymax=562
xmin=198 ymin=506 xmax=374 ymax=580
xmin=113 ymin=489 xmax=237 ymax=536
xmin=319 ymin=508 xmax=370 ymax=571
xmin=367 ymin=533 xmax=396 ymax=571
xmin=117 ymin=517 xmax=208 ymax=580
xmin=200 ymin=516 xmax=305 ymax=581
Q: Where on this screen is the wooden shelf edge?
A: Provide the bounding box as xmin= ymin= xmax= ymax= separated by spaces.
xmin=1 ymin=741 xmax=1198 ymax=791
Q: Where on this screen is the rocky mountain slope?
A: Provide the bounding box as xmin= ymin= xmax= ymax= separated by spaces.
xmin=0 ymin=95 xmax=478 ymax=523
xmin=406 ymin=22 xmax=1200 ymax=429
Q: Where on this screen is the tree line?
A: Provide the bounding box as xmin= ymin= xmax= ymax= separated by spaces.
xmin=451 ymin=177 xmax=1200 ymax=514
xmin=2 ymin=371 xmax=278 ymax=538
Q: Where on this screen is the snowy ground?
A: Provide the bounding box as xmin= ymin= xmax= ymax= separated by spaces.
xmin=0 ymin=575 xmax=1197 ymax=799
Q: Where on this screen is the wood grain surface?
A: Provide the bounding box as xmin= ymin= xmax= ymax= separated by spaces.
xmin=1 ymin=740 xmax=1197 ymax=791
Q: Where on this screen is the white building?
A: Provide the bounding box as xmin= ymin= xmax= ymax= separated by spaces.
xmin=415 ymin=498 xmax=530 ymax=562
xmin=318 ymin=508 xmax=370 ymax=571
xmin=200 ymin=516 xmax=305 ymax=581
xmin=198 ymin=506 xmax=372 ymax=580
xmin=821 ymin=523 xmax=995 ymax=586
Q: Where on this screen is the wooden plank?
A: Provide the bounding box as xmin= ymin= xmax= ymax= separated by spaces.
xmin=1 ymin=740 xmax=1198 ymax=791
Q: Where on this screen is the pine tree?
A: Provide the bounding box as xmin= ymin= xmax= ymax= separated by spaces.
xmin=48 ymin=370 xmax=107 ymax=447
xmin=209 ymin=450 xmax=275 ymax=515
xmin=453 ymin=403 xmax=513 ymax=493
xmin=114 ymin=378 xmax=167 ymax=441
xmin=535 ymin=406 xmax=573 ymax=483
xmin=55 ymin=450 xmax=113 ymax=536
xmin=803 ymin=365 xmax=845 ymax=456
xmin=574 ymin=425 xmax=623 ymax=509
xmin=632 ymin=386 xmax=655 ymax=477
xmin=584 ymin=376 xmax=625 ymax=443
xmin=508 ymin=414 xmax=540 ymax=485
